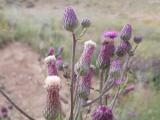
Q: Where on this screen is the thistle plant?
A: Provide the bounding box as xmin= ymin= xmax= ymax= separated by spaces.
xmin=0 ymin=6 xmax=143 ymax=120
xmin=42 ymin=7 xmax=143 ymax=120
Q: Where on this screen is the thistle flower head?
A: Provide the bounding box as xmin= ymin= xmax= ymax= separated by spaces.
xmin=45 ymin=55 xmax=58 ymax=76
xmin=134 ymin=35 xmax=142 ymax=44
xmin=84 ymin=40 xmax=97 ymax=49
xmin=78 ymin=65 xmax=95 ymax=100
xmin=120 ymin=24 xmax=132 ymax=41
xmin=81 ymin=17 xmax=91 ymax=28
xmin=63 ymin=7 xmax=78 ymax=32
xmin=92 ymin=105 xmax=113 ymax=120
xmin=44 ymin=76 xmax=61 ymax=120
xmin=48 ymin=47 xmax=55 ymax=55
xmin=96 ymin=39 xmax=115 ymax=69
xmin=75 ymin=40 xmax=96 ymax=75
xmin=44 ymin=76 xmax=61 ymax=90
xmin=103 ymin=31 xmax=118 ymax=39
xmin=45 ymin=55 xmax=56 ymax=64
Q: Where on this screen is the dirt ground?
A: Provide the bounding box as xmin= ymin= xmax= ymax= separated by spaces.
xmin=0 ymin=42 xmax=70 ymax=120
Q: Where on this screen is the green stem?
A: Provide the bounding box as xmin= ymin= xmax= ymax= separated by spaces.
xmin=69 ymin=32 xmax=77 ymax=120
xmin=77 ymin=28 xmax=87 ymax=40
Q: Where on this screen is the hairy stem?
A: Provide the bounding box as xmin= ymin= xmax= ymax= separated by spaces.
xmin=99 ymin=70 xmax=104 ymax=104
xmin=0 ymin=88 xmax=35 ymax=120
xmin=69 ymin=32 xmax=76 ymax=120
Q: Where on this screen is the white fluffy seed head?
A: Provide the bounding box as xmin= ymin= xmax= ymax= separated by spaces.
xmin=44 ymin=76 xmax=61 ymax=89
xmin=44 ymin=55 xmax=56 ymax=64
xmin=84 ymin=40 xmax=96 ymax=48
xmin=90 ymin=64 xmax=96 ymax=70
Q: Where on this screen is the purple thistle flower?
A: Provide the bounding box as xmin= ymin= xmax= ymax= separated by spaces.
xmin=44 ymin=76 xmax=61 ymax=120
xmin=48 ymin=47 xmax=55 ymax=56
xmin=134 ymin=35 xmax=142 ymax=44
xmin=81 ymin=17 xmax=91 ymax=28
xmin=120 ymin=24 xmax=132 ymax=41
xmin=78 ymin=65 xmax=95 ymax=101
xmin=123 ymin=84 xmax=135 ymax=94
xmin=45 ymin=55 xmax=58 ymax=76
xmin=96 ymin=39 xmax=115 ymax=69
xmin=75 ymin=40 xmax=96 ymax=75
xmin=56 ymin=55 xmax=63 ymax=70
xmin=92 ymin=105 xmax=113 ymax=120
xmin=63 ymin=7 xmax=78 ymax=32
xmin=103 ymin=31 xmax=118 ymax=39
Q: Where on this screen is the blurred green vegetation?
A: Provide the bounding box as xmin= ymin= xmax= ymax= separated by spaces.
xmin=0 ymin=0 xmax=159 ymax=119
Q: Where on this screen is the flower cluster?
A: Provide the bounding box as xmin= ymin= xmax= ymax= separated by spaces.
xmin=43 ymin=47 xmax=65 ymax=120
xmin=42 ymin=6 xmax=142 ymax=120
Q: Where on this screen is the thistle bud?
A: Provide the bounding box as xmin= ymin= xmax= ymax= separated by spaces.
xmin=78 ymin=65 xmax=95 ymax=102
xmin=92 ymin=105 xmax=113 ymax=120
xmin=44 ymin=76 xmax=61 ymax=120
xmin=63 ymin=7 xmax=78 ymax=32
xmin=134 ymin=35 xmax=142 ymax=44
xmin=96 ymin=39 xmax=115 ymax=69
xmin=81 ymin=17 xmax=91 ymax=28
xmin=75 ymin=40 xmax=96 ymax=75
xmin=45 ymin=55 xmax=58 ymax=76
xmin=120 ymin=24 xmax=132 ymax=41
xmin=48 ymin=47 xmax=55 ymax=56
xmin=56 ymin=55 xmax=63 ymax=71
